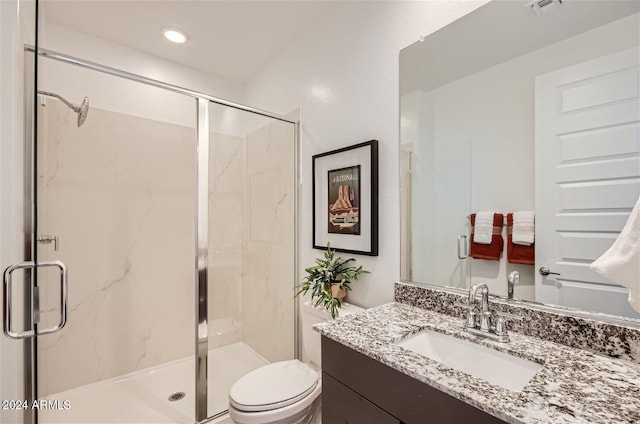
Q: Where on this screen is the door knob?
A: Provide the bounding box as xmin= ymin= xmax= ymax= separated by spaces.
xmin=539 ymin=266 xmax=560 ymax=276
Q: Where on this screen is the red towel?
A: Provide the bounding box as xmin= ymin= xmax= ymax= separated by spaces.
xmin=507 ymin=213 xmax=535 ymax=264
xmin=470 ymin=213 xmax=504 ymax=261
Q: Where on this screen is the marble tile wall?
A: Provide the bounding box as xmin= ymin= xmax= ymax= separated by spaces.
xmin=208 ymin=131 xmax=246 ymax=350
xmin=241 ymin=116 xmax=296 ymax=363
xmin=37 ymin=101 xmax=197 ymax=395
xmin=37 ymin=101 xmax=297 ymax=395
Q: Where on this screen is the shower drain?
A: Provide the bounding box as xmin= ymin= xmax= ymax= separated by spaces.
xmin=168 ymin=392 xmax=186 ymax=402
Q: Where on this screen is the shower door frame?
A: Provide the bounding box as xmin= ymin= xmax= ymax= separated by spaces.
xmin=28 ymin=46 xmax=301 ymax=424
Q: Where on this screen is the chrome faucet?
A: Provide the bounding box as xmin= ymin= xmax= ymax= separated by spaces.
xmin=468 ymin=282 xmax=488 ymax=305
xmin=455 ymin=283 xmax=522 ymax=342
xmin=507 ymin=271 xmax=519 ymax=300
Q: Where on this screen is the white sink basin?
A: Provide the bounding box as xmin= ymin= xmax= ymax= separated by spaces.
xmin=396 ymin=329 xmax=542 ymax=391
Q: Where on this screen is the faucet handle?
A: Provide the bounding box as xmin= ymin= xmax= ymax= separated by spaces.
xmin=453 ymin=302 xmax=476 ymax=328
xmin=494 ymin=311 xmax=523 ymax=336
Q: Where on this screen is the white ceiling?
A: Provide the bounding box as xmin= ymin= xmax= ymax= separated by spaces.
xmin=41 ymin=0 xmax=334 ymax=84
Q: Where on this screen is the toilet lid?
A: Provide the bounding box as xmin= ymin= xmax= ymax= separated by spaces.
xmin=229 ymin=360 xmax=319 ymax=412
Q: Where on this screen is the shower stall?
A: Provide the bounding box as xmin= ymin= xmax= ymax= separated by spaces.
xmin=2 ymin=3 xmax=299 ymax=423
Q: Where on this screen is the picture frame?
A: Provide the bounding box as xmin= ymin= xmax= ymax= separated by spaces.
xmin=312 ymin=140 xmax=378 ymax=256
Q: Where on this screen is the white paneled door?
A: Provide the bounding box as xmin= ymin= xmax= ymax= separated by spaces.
xmin=535 ymin=47 xmax=640 ymax=318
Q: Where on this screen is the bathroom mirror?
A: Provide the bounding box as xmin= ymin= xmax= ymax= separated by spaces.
xmin=400 ymin=0 xmax=640 ymax=319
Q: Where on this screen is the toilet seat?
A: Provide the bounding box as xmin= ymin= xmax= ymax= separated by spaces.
xmin=229 ymin=383 xmax=321 ymax=424
xmin=229 ymin=360 xmax=319 ymax=412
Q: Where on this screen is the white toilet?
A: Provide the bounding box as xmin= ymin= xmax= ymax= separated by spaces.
xmin=228 ymin=301 xmax=363 ymax=424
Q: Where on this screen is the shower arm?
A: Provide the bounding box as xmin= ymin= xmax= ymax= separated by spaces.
xmin=37 ymin=90 xmax=80 ymax=113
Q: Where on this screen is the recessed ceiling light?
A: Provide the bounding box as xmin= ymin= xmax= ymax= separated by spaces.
xmin=163 ymin=27 xmax=188 ymax=44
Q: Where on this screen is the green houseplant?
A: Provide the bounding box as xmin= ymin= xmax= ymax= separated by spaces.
xmin=296 ymin=244 xmax=368 ymax=318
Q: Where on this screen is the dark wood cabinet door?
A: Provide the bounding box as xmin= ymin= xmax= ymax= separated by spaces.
xmin=322 ymin=336 xmax=506 ymax=424
xmin=322 ymin=373 xmax=400 ymax=424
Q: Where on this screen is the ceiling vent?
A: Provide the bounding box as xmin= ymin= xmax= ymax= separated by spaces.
xmin=525 ymin=0 xmax=564 ymax=16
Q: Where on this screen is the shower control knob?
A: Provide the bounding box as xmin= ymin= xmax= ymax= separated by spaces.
xmin=539 ymin=266 xmax=560 ymax=276
xmin=37 ymin=234 xmax=59 ymax=251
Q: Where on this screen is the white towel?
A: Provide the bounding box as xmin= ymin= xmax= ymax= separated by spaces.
xmin=591 ymin=197 xmax=640 ymax=312
xmin=473 ymin=211 xmax=494 ymax=245
xmin=512 ymin=210 xmax=535 ymax=246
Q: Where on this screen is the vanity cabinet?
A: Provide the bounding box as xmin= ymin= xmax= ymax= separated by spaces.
xmin=321 ymin=336 xmax=505 ymax=424
xmin=323 ymin=373 xmax=400 ymax=424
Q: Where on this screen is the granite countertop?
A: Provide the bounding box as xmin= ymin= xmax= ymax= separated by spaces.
xmin=314 ymin=302 xmax=640 ymax=424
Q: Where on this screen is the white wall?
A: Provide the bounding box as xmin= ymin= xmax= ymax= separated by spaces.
xmin=245 ymin=1 xmax=488 ymax=308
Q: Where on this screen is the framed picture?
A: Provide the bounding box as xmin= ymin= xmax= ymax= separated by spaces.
xmin=312 ymin=140 xmax=378 ymax=256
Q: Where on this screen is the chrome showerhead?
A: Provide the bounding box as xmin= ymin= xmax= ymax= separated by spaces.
xmin=77 ymin=97 xmax=90 ymax=127
xmin=38 ymin=90 xmax=90 ymax=127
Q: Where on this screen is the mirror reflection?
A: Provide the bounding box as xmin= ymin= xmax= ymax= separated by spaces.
xmin=400 ymin=0 xmax=640 ymax=319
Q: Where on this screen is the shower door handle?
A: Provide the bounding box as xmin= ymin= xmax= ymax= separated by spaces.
xmin=457 ymin=235 xmax=468 ymax=259
xmin=3 ymin=260 xmax=68 ymax=339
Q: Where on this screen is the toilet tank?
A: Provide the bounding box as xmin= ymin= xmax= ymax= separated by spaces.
xmin=301 ymin=300 xmax=363 ymax=369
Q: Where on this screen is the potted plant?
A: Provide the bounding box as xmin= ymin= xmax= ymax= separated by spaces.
xmin=296 ymin=244 xmax=369 ymax=318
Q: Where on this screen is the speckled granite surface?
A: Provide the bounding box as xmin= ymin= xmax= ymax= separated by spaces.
xmin=315 ymin=302 xmax=640 ymax=424
xmin=395 ymin=282 xmax=640 ymax=363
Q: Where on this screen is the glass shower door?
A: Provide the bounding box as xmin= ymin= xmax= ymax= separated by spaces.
xmin=8 ymin=10 xmax=300 ymax=421
xmin=33 ymin=53 xmax=197 ymax=423
xmin=0 ymin=1 xmax=37 ymax=423
xmin=204 ymin=102 xmax=298 ymax=420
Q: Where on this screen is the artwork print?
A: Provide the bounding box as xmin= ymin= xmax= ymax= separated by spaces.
xmin=312 ymin=139 xmax=378 ymax=255
xmin=327 ymin=165 xmax=361 ymax=235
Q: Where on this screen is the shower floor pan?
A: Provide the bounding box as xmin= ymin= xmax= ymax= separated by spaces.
xmin=39 ymin=342 xmax=267 ymax=423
